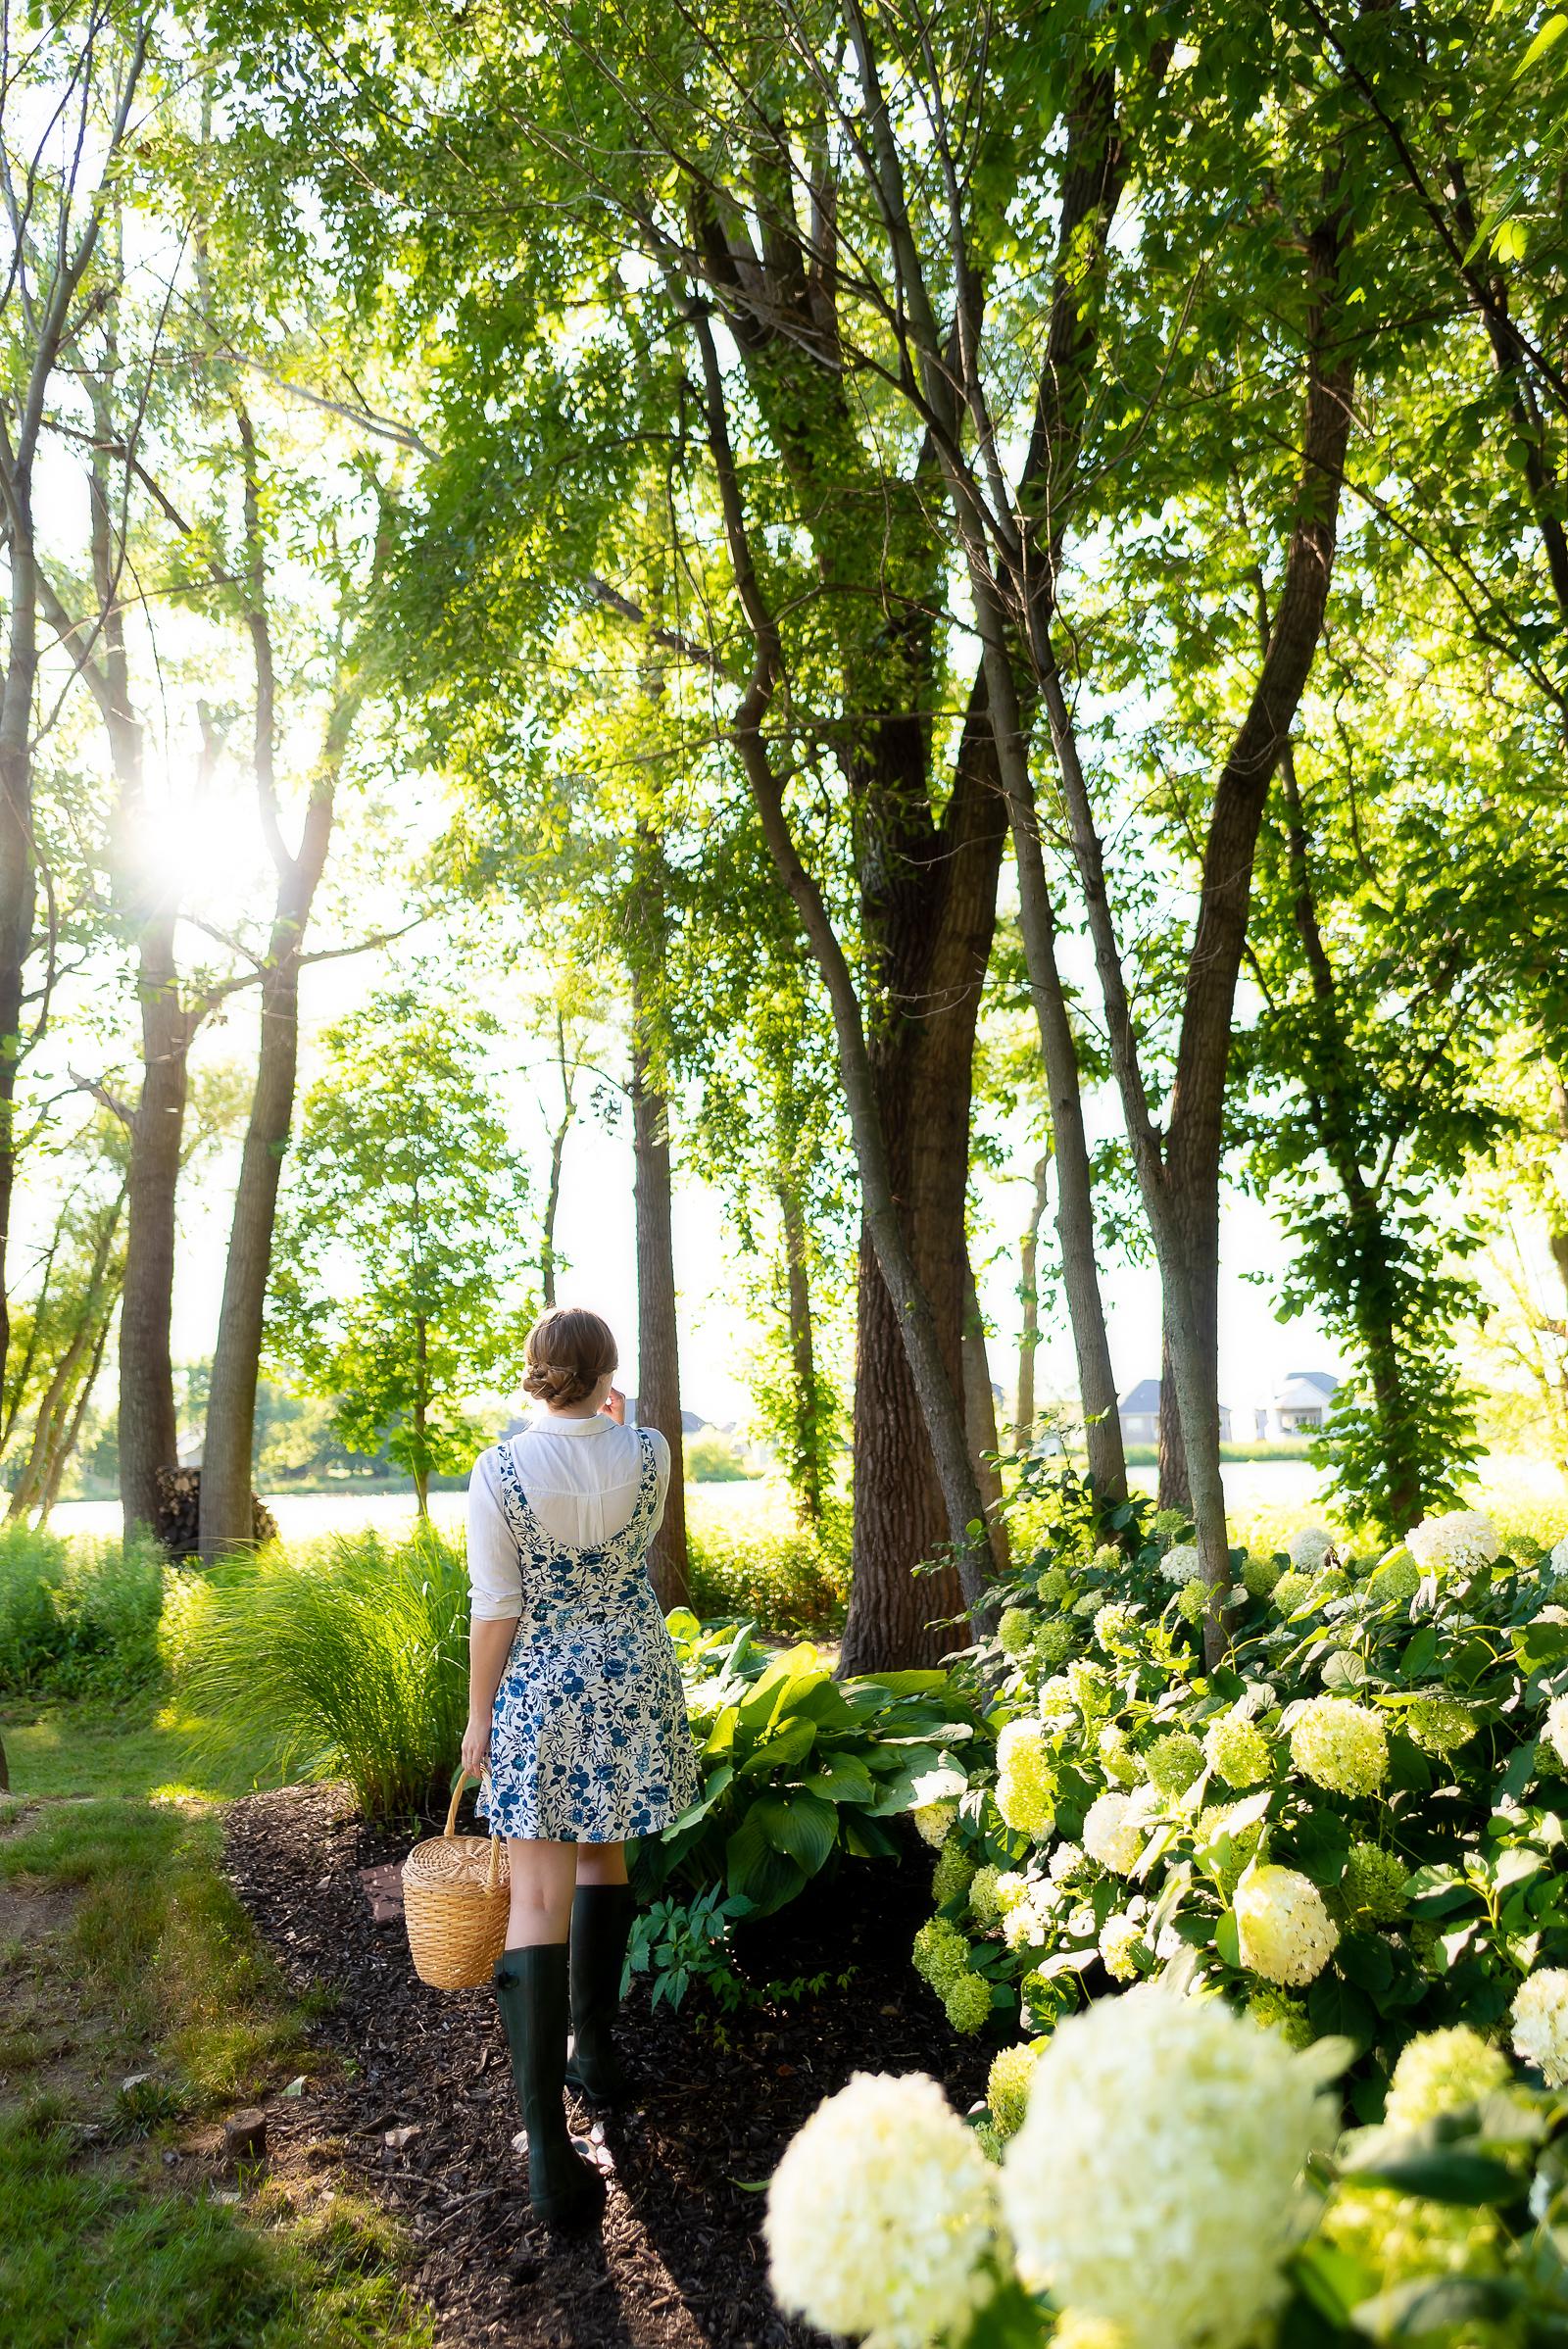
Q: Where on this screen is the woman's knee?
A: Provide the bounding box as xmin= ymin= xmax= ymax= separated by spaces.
xmin=574 ymin=1840 xmax=627 ymax=1885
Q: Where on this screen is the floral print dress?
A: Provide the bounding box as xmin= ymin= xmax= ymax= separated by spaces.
xmin=478 ymin=1428 xmax=700 ymax=1842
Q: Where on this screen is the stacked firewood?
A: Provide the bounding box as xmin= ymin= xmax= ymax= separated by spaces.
xmin=155 ymin=1466 xmax=279 ymax=1558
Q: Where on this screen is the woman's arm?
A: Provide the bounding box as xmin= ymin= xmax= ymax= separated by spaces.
xmin=462 ymin=1618 xmax=516 ymax=1778
xmin=462 ymin=1451 xmax=521 ymax=1778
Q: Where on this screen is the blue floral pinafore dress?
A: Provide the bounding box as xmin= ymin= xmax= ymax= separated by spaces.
xmin=478 ymin=1429 xmax=701 ymax=1843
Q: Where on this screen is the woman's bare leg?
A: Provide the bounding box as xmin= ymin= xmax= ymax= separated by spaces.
xmin=574 ymin=1839 xmax=627 ymax=1886
xmin=505 ymin=1837 xmax=578 ymax=1944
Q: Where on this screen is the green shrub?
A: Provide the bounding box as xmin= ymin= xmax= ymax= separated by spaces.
xmin=0 ymin=1527 xmax=164 ymax=1697
xmin=642 ymin=1630 xmax=983 ymax=1916
xmin=168 ymin=1530 xmax=469 ymax=1817
xmin=686 ymin=1521 xmax=851 ymax=1635
xmin=683 ymin=1433 xmax=756 ymax=1482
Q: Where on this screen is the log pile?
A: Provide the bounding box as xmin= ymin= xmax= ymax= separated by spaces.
xmin=155 ymin=1467 xmax=279 ymax=1558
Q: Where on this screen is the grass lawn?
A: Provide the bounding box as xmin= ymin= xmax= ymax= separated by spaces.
xmin=2 ymin=1697 xmax=286 ymax=1802
xmin=0 ymin=1700 xmax=430 ymax=2349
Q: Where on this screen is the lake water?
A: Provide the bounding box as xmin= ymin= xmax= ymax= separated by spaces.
xmin=43 ymin=1453 xmax=1568 ymax=1549
xmin=47 ymin=1474 xmax=787 ymax=1545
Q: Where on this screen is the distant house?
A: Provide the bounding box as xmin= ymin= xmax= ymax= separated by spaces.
xmin=626 ymin=1397 xmax=709 ymax=1435
xmin=1117 ymin=1379 xmax=1232 ymax=1445
xmin=1255 ymin=1370 xmax=1340 ymax=1440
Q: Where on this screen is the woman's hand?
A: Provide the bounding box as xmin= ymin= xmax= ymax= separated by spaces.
xmin=602 ymin=1386 xmax=626 ymax=1425
xmin=460 ymin=1710 xmax=492 ymax=1781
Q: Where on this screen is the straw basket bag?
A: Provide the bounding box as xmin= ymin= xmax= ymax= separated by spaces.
xmin=403 ymin=1773 xmax=511 ymax=1989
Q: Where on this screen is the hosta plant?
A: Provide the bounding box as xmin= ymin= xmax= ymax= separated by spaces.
xmin=641 ymin=1626 xmax=984 ymax=1916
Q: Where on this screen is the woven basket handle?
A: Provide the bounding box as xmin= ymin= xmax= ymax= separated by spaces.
xmin=445 ymin=1771 xmax=504 ymax=1894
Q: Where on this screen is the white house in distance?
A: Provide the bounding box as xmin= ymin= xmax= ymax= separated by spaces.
xmin=1117 ymin=1379 xmax=1233 ymax=1445
xmin=1254 ymin=1370 xmax=1341 ymax=1439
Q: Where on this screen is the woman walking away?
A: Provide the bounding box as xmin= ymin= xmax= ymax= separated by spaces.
xmin=462 ymin=1305 xmax=700 ymax=2227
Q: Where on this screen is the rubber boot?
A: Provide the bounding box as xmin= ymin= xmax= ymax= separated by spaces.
xmin=493 ymin=1945 xmax=606 ymax=2227
xmin=564 ymin=1884 xmax=636 ymax=2104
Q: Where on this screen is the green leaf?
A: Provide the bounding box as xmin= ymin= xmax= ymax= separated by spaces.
xmin=1341 ymin=2143 xmax=1517 ymax=2205
xmin=953 ymin=2277 xmax=1051 ymax=2349
xmin=751 ymin=1789 xmax=839 ymax=1876
xmin=1518 ymin=12 xmax=1567 ymax=74
xmin=737 ymin=1715 xmax=818 ymax=1776
xmin=807 ymin=1753 xmax=878 ymax=1804
xmin=1214 ymin=1909 xmax=1241 ymax=1967
xmin=1350 ymin=2276 xmax=1520 ymax=2336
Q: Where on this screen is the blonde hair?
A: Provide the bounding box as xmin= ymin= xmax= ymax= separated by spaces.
xmin=522 ymin=1305 xmax=617 ymax=1409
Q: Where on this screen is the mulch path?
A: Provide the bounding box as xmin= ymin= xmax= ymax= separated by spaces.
xmin=224 ymin=1786 xmax=988 ymax=2349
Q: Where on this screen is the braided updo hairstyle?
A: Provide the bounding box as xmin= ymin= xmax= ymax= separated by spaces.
xmin=522 ymin=1305 xmax=618 ymax=1410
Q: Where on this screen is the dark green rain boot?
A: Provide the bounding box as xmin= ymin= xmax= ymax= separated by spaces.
xmin=564 ymin=1884 xmax=636 ymax=2105
xmin=493 ymin=1944 xmax=607 ymax=2227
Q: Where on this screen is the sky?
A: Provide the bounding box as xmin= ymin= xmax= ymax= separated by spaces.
xmin=165 ymin=953 xmax=1342 ymax=1437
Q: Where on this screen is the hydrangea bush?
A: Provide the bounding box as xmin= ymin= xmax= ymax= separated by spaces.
xmin=763 ymin=1985 xmax=1568 ymax=2349
xmin=912 ymin=1489 xmax=1568 ymax=2122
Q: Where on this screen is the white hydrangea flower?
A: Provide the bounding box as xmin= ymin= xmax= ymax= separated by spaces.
xmin=1083 ymin=1790 xmax=1148 ymax=1877
xmin=1160 ymin=1542 xmax=1203 ymax=1586
xmin=1234 ymin=1860 xmax=1339 ymax=1987
xmin=1384 ymin=2027 xmax=1509 ymax=2131
xmin=1512 ymin=1970 xmax=1568 ymax=2085
xmin=1050 ymin=1840 xmax=1087 ymax=1884
xmin=765 ymin=2071 xmax=1002 ymax=2349
xmin=1203 ymin=1708 xmax=1272 ymax=1789
xmin=1545 ymin=1694 xmax=1568 ymax=1768
xmin=997 ymin=1717 xmax=1057 ymax=1840
xmin=1039 ymin=1674 xmax=1078 ymax=1732
xmin=1405 ymin=1510 xmax=1500 ymax=1576
xmin=1288 ymin=1527 xmax=1336 ymax=1573
xmin=994 ymin=1870 xmax=1031 ymax=1916
xmin=1099 ymin=1912 xmax=1144 ymax=1982
xmin=1053 ymin=2314 xmax=1127 ymax=2349
xmin=1000 ymin=1984 xmax=1334 ymax=2349
xmin=1288 ymin=1694 xmax=1389 ymax=1797
xmin=913 ymin=1799 xmax=958 ymax=1848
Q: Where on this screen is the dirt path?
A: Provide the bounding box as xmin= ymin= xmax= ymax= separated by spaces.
xmin=225 ymin=1785 xmax=986 ymax=2349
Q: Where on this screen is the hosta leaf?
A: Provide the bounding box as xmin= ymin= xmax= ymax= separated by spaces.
xmin=807 ymin=1754 xmax=878 ymax=1804
xmin=1350 ymin=2276 xmax=1520 ymax=2336
xmin=752 ymin=1789 xmax=839 ymax=1876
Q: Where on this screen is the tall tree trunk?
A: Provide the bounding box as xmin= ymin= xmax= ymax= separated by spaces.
xmin=631 ymin=1020 xmax=690 ymax=1612
xmin=691 ymin=311 xmax=999 ymax=1656
xmin=199 ymin=575 xmax=344 ymax=1558
xmin=7 ymin=1198 xmax=122 ymax=1523
xmin=777 ymin=1172 xmax=823 ymax=1531
xmin=40 ymin=1301 xmax=114 ymax=1518
xmin=1014 ymin=1151 xmax=1051 ymax=1449
xmin=0 ymin=528 xmax=39 ymax=1406
xmin=119 ymin=916 xmax=190 ymax=1538
xmin=198 ymin=952 xmax=309 ymax=1556
xmin=539 ymin=1009 xmax=576 ymax=1309
xmin=962 ymin=1260 xmax=1007 ymax=1560
xmin=839 ymin=671 xmax=1006 ymax=1671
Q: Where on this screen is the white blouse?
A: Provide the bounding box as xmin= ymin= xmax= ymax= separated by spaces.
xmin=466 ymin=1412 xmax=672 ymax=1622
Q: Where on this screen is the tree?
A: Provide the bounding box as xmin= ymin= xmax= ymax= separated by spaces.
xmin=0 ymin=2 xmax=151 ymax=1397
xmin=267 ymin=988 xmax=535 ymax=1513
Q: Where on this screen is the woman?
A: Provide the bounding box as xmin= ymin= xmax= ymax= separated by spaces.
xmin=462 ymin=1304 xmax=699 ymax=2227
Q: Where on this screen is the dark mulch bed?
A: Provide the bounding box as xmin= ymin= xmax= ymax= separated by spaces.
xmin=225 ymin=1785 xmax=989 ymax=2349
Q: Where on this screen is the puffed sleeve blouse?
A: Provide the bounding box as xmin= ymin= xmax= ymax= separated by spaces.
xmin=466 ymin=1412 xmax=672 ymax=1622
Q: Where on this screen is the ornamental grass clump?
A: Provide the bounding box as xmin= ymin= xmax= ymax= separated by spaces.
xmin=764 ymin=2071 xmax=1001 ymax=2349
xmin=998 ymin=1984 xmax=1335 ymax=2349
xmin=172 ymin=1530 xmax=469 ymax=1815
